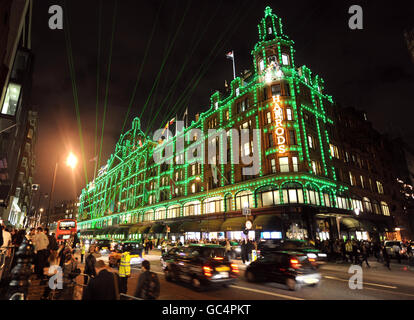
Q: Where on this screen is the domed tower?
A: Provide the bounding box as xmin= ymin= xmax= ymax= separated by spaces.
xmin=252 ymin=6 xmax=295 ymax=83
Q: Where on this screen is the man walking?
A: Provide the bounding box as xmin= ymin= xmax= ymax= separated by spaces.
xmin=84 ymin=245 xmax=97 ymax=285
xmin=134 ymin=260 xmax=160 ymax=300
xmin=382 ymin=245 xmax=391 ymax=270
xmin=33 ymin=227 xmax=49 ymax=283
xmin=360 ymin=242 xmax=370 ymax=268
xmin=82 ymin=260 xmax=121 ymax=300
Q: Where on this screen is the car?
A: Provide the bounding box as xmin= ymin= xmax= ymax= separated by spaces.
xmin=384 ymin=241 xmax=406 ymax=258
xmin=258 ymin=239 xmax=327 ymax=265
xmin=161 ymin=244 xmax=239 ymax=291
xmin=108 ymin=241 xmax=144 ymax=267
xmin=245 ymin=250 xmax=322 ymax=291
xmin=94 ymin=239 xmax=112 ymax=253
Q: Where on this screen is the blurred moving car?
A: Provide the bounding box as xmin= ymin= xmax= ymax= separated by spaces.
xmin=94 ymin=239 xmax=112 ymax=254
xmin=245 ymin=251 xmax=321 ymax=291
xmin=258 ymin=239 xmax=327 ymax=265
xmin=109 ymin=241 xmax=143 ymax=267
xmin=162 ymin=244 xmax=238 ymax=291
xmin=384 ymin=241 xmax=406 ymax=258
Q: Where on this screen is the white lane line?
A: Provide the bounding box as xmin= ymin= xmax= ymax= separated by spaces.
xmin=229 ymin=285 xmax=304 ymax=300
xmin=323 ymin=275 xmax=397 ymax=289
xmin=133 ymin=267 xmax=303 ymax=300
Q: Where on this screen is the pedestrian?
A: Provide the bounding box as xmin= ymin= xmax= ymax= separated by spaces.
xmin=352 ymin=240 xmax=360 ymax=265
xmin=41 ymin=251 xmax=60 ymax=300
xmin=33 ymin=227 xmax=49 ymax=283
xmin=393 ymin=242 xmax=402 ymax=264
xmin=80 ymin=242 xmax=85 ymax=264
xmin=225 ymin=239 xmax=232 ymax=259
xmin=60 ymin=250 xmax=80 ymax=300
xmin=82 ymin=260 xmax=121 ymax=300
xmin=382 ymin=245 xmax=391 ymax=270
xmin=84 ymin=245 xmax=97 ymax=285
xmin=241 ymin=239 xmax=248 ymax=264
xmin=144 ymin=239 xmax=149 ymax=255
xmin=119 ymin=248 xmax=131 ymax=294
xmin=345 ymin=239 xmax=353 ymax=263
xmin=360 ymin=242 xmax=370 ymax=268
xmin=133 ymin=260 xmax=160 ymax=300
xmin=45 ymin=228 xmax=58 ymax=256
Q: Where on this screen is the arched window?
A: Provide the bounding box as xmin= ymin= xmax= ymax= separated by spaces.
xmin=184 ymin=201 xmax=201 ymax=216
xmin=203 ymin=197 xmax=224 ymax=214
xmin=235 ymin=190 xmax=254 ymax=210
xmin=336 ymin=193 xmax=350 ymax=210
xmin=372 ymin=200 xmax=381 ymax=214
xmin=167 ymin=205 xmax=180 ymax=219
xmin=256 ymin=186 xmax=280 ymax=208
xmin=282 ymin=182 xmax=304 ymax=204
xmin=224 ymin=194 xmax=232 ymax=212
xmin=363 ymin=197 xmax=372 ymax=213
xmin=322 ymin=190 xmax=333 ymax=207
xmin=143 ymin=210 xmax=153 ymax=222
xmin=155 ymin=208 xmax=166 ymax=221
xmin=351 ymin=198 xmax=363 ymax=212
xmin=381 ymin=201 xmax=390 ymax=216
xmin=306 ymin=185 xmax=320 ymax=205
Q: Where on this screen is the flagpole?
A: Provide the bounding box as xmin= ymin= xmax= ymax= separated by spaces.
xmin=232 ymin=52 xmax=236 ymax=80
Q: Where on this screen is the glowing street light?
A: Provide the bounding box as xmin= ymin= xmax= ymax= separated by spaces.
xmin=66 ymin=152 xmax=78 ymax=169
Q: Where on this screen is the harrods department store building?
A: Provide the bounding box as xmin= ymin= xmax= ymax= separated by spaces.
xmin=78 ymin=7 xmax=409 ymax=243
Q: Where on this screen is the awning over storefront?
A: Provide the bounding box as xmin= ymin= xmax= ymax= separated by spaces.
xmin=128 ymin=225 xmax=141 ymax=234
xmin=150 ymin=223 xmax=166 ymax=234
xmin=167 ymin=221 xmax=183 ymax=233
xmin=340 ymin=217 xmax=360 ymax=230
xmin=253 ymin=214 xmax=282 ymax=231
xmin=200 ymin=219 xmax=224 ymax=232
xmin=179 ymin=220 xmax=201 ymax=232
xmin=221 ymin=217 xmax=246 ymax=231
xmin=137 ymin=225 xmax=151 ymax=234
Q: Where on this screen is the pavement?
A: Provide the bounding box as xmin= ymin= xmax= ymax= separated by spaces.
xmin=22 ymin=250 xmax=414 ymax=300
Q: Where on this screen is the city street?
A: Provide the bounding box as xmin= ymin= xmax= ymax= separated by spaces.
xmin=95 ymin=252 xmax=414 ymax=300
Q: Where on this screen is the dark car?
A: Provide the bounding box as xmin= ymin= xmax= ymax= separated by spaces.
xmin=109 ymin=241 xmax=143 ymax=267
xmin=258 ymin=239 xmax=327 ymax=265
xmin=162 ymin=244 xmax=239 ymax=291
xmin=245 ymin=251 xmax=321 ymax=291
xmin=94 ymin=239 xmax=111 ymax=253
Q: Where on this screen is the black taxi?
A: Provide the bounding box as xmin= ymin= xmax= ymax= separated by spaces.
xmin=161 ymin=244 xmax=239 ymax=291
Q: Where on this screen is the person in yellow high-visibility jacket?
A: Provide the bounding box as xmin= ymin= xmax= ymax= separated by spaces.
xmin=119 ymin=251 xmax=131 ymax=294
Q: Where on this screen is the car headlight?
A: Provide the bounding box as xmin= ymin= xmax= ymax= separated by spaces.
xmin=235 ymin=248 xmax=241 ymax=252
xmin=318 ymin=253 xmax=327 ymax=257
xmin=307 ymin=253 xmax=317 ymax=259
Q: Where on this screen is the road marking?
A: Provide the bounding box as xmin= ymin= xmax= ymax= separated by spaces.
xmin=323 ymin=275 xmax=397 ymax=289
xmin=229 ymin=285 xmax=304 ymax=300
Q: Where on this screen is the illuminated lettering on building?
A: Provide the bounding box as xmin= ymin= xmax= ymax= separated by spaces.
xmin=273 ymin=95 xmax=286 ymax=154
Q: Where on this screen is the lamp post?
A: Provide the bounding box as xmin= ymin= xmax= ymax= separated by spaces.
xmin=45 ymin=153 xmax=78 ymax=227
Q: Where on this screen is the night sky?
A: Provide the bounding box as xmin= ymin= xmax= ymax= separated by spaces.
xmin=29 ymin=0 xmax=414 ymax=208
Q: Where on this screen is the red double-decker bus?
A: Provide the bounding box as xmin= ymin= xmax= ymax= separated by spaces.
xmin=55 ymin=219 xmax=77 ymax=243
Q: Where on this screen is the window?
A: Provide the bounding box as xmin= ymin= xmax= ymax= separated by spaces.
xmin=263 ymin=87 xmax=268 ymax=100
xmin=266 ymin=112 xmax=272 ymax=124
xmin=282 ymin=53 xmax=290 ymax=65
xmin=235 ymin=191 xmax=253 ymax=210
xmin=312 ymin=161 xmax=318 ymax=175
xmin=306 ymin=187 xmax=320 ymax=205
xmin=323 ymin=192 xmax=332 ymax=207
xmin=243 ymin=142 xmax=250 ymax=156
xmin=268 ymin=27 xmax=272 ymax=34
xmin=259 ymin=60 xmax=265 ymax=72
xmin=329 ymin=144 xmax=339 ymax=159
xmin=225 ymin=110 xmax=229 ymax=120
xmin=225 ymin=194 xmax=232 ymax=212
xmin=191 ymin=183 xmax=196 ymax=193
xmin=279 ymin=157 xmax=289 ymax=173
xmin=270 ymin=158 xmax=277 ymax=173
xmin=372 ymin=200 xmax=381 ymax=214
xmin=282 ymin=183 xmax=304 ymax=204
xmin=360 ymin=176 xmax=365 ymax=189
xmin=336 ymin=195 xmax=349 ymax=209
xmin=308 ymin=136 xmax=314 ymax=149
xmin=184 ymin=201 xmax=201 ymax=216
xmin=289 ymin=130 xmax=296 ymax=145
xmin=352 ymin=199 xmax=363 ymax=212
xmin=292 ymin=157 xmax=298 ymax=172
xmin=286 ymin=109 xmax=293 ymax=121
xmin=257 ymin=186 xmax=280 ymax=207
xmin=204 ymin=197 xmax=224 ymax=214
xmin=376 ymin=181 xmax=384 ymax=194
xmin=268 ymin=133 xmax=274 ymax=147
xmin=363 ymin=198 xmax=372 ymax=212
xmin=381 ymin=202 xmax=390 ymax=216
xmin=1 ymin=83 xmax=21 ymax=116
xmin=271 ymin=84 xmax=281 ymax=96
xmin=349 ymin=172 xmax=355 ymax=186
xmin=284 ymin=83 xmax=290 ymax=96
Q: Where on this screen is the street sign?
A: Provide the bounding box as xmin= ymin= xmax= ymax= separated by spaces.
xmin=242 ymin=207 xmax=251 ymax=216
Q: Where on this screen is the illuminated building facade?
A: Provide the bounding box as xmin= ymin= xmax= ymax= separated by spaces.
xmin=78 ymin=7 xmax=395 ymax=242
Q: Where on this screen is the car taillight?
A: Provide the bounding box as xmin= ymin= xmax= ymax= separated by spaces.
xmin=203 ymin=266 xmax=212 ymax=277
xmin=213 ymin=257 xmax=224 ymax=261
xmin=308 ymin=258 xmax=316 ymax=263
xmin=231 ymin=263 xmax=239 ymax=273
xmin=290 ymin=258 xmax=302 ymax=269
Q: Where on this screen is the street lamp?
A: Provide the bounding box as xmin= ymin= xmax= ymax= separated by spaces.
xmin=45 ymin=152 xmax=78 ymax=227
